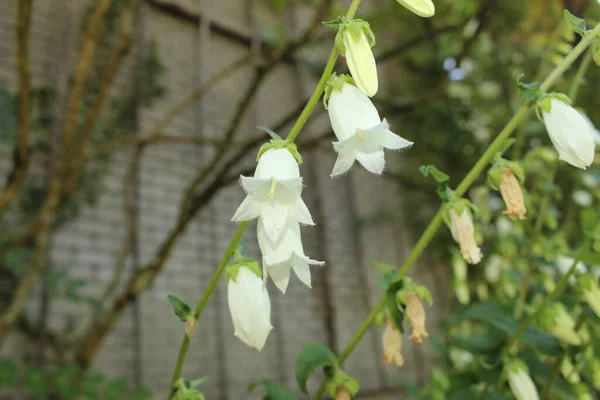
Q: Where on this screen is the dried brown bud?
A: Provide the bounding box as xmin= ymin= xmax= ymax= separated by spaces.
xmin=382 ymin=318 xmax=404 ymax=367
xmin=185 ymin=318 xmax=198 ymax=338
xmin=406 ymin=292 xmax=428 ymax=343
xmin=499 ymin=169 xmax=527 ymax=220
xmin=449 ymin=209 xmax=482 ymax=264
xmin=335 ymin=388 xmax=351 ymax=400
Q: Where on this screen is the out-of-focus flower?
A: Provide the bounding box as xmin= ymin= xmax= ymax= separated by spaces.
xmin=505 ymin=361 xmax=540 ymax=400
xmin=326 ymin=80 xmax=412 ymax=176
xmin=499 ymin=169 xmax=527 ymax=220
xmin=406 ymin=292 xmax=428 ymax=343
xmin=396 ymin=0 xmax=435 ymax=17
xmin=448 ymin=208 xmax=482 ymax=264
xmin=382 ymin=318 xmax=404 ymax=367
xmin=227 ymin=267 xmax=272 ymax=351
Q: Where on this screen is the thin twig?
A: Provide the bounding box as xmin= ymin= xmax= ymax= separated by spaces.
xmin=0 ymin=0 xmax=33 ymax=216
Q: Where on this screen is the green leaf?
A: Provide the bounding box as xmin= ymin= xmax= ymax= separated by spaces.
xmin=189 ymin=377 xmax=208 ymax=388
xmin=24 ymin=368 xmax=47 ymax=400
xmin=581 ymin=208 xmax=599 ymax=239
xmin=104 ymin=378 xmax=129 ymax=400
xmin=168 ymin=294 xmax=193 ymax=322
xmin=453 ymin=334 xmax=504 ymax=354
xmin=563 ymin=10 xmax=586 ymax=36
xmin=54 ymin=363 xmax=79 ymax=399
xmin=516 ymin=76 xmax=542 ymax=102
xmin=81 ymin=373 xmax=104 ymax=400
xmin=575 ymin=246 xmax=600 ymax=266
xmin=376 ymin=270 xmax=396 ymax=289
xmin=249 ymin=379 xmax=297 ymax=400
xmin=419 ymin=165 xmax=449 ymax=183
xmin=0 ymin=359 xmax=18 ymax=387
xmin=386 ymin=280 xmax=406 ymax=332
xmin=257 ymin=126 xmax=281 ymax=140
xmin=295 ymin=343 xmax=338 ymax=394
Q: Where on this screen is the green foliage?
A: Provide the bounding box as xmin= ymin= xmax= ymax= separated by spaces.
xmin=249 ymin=379 xmax=297 ymax=400
xmin=295 ymin=343 xmax=338 ymax=394
xmin=168 ymin=294 xmax=193 ymax=322
xmin=563 ymin=10 xmax=587 ymax=36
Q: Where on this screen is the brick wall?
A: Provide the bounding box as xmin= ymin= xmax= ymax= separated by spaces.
xmin=0 ymin=0 xmax=447 ymax=398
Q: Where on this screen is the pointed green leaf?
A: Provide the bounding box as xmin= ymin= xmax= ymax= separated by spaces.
xmin=563 ymin=10 xmax=586 ymax=36
xmin=295 ymin=343 xmax=338 ymax=394
xmin=168 ymin=295 xmax=193 ymax=322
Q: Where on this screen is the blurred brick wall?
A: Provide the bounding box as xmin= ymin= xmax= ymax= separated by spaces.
xmin=0 ymin=0 xmax=449 ymax=398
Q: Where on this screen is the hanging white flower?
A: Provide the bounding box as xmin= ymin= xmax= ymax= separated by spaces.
xmin=258 ymin=218 xmax=324 ymax=294
xmin=505 ymin=361 xmax=540 ymax=400
xmin=541 ymin=98 xmax=596 ymax=169
xmin=232 ymin=147 xmax=314 ymax=242
xmin=326 ymin=80 xmax=412 ymax=176
xmin=396 ymin=0 xmax=435 ymax=17
xmin=337 ymin=20 xmax=378 ymax=97
xmin=227 ymin=266 xmax=273 ymax=351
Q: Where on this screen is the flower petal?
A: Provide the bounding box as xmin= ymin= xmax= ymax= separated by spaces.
xmin=260 ymin=204 xmax=289 ymax=242
xmin=266 ymin=262 xmax=291 ymax=294
xmin=356 ymin=150 xmax=385 ymax=174
xmin=294 ymin=199 xmax=315 ymax=226
xmin=331 ymin=154 xmax=357 ymax=176
xmin=240 ymin=176 xmax=270 ymax=193
xmin=231 ymin=195 xmax=262 ymax=222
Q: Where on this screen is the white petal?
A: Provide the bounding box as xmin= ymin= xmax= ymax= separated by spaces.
xmin=377 ymin=120 xmax=413 ymax=150
xmin=231 ymin=195 xmax=262 ymax=222
xmin=343 ymin=31 xmax=378 ymax=97
xmin=356 ymin=150 xmax=386 ymax=174
xmin=328 ymin=83 xmax=381 ymax=141
xmin=291 ymin=255 xmax=312 ymax=289
xmin=293 ymin=199 xmax=315 ymax=226
xmin=228 ymin=268 xmax=273 ymax=351
xmin=266 ymin=262 xmax=291 ymax=294
xmin=543 ymin=100 xmax=595 ymax=169
xmin=255 ymin=148 xmax=300 ymax=180
xmin=330 ymin=154 xmax=356 ymax=177
xmin=277 ymin=178 xmax=304 ymax=197
xmin=240 ymin=176 xmax=270 ymax=193
xmin=508 ymin=369 xmax=540 ymax=400
xmin=260 ymin=204 xmax=289 ymax=242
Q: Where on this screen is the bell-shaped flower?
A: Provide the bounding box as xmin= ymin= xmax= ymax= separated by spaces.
xmin=258 ymin=218 xmax=324 ymax=294
xmin=396 ymin=0 xmax=435 ymax=17
xmin=232 ymin=147 xmax=314 ymax=242
xmin=541 ymin=302 xmax=581 ymax=346
xmin=499 ymin=168 xmax=527 ymax=220
xmin=338 ymin=20 xmax=378 ymax=97
xmin=382 ymin=317 xmax=404 ymax=367
xmin=541 ymin=98 xmax=596 ymax=169
xmin=448 ymin=208 xmax=482 ymax=264
xmin=505 ymin=361 xmax=540 ymax=400
xmin=327 ymin=82 xmax=412 ymax=176
xmin=405 ymin=292 xmax=429 ymax=343
xmin=227 ymin=266 xmax=273 ymax=351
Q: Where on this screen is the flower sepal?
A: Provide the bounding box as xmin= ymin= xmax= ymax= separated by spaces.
xmin=323 ymin=73 xmax=355 ymax=109
xmin=536 ymin=92 xmax=571 ymax=119
xmin=324 ymin=367 xmax=359 ymax=400
xmin=257 ymin=139 xmax=303 ymax=165
xmin=334 ymin=18 xmax=375 ymax=56
xmin=225 ymin=259 xmax=262 ymax=283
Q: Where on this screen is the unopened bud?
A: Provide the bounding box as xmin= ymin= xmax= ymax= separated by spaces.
xmin=185 ymin=318 xmax=198 ymax=338
xmin=382 ymin=318 xmax=404 ymax=367
xmin=499 ymin=169 xmax=527 ymax=220
xmin=406 ymin=292 xmax=428 ymax=343
xmin=335 ymin=388 xmax=351 ymax=400
xmin=453 ymin=280 xmax=470 ymax=305
xmin=448 ymin=208 xmax=482 ymax=264
xmin=541 ymin=303 xmax=581 ymax=346
xmin=505 ymin=361 xmax=540 ymax=400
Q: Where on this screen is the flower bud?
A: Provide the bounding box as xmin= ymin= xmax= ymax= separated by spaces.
xmin=227 ymin=267 xmax=273 ymax=351
xmin=560 ymin=357 xmax=580 ymax=384
xmin=578 ymin=274 xmax=600 ymax=318
xmin=406 ymin=292 xmax=428 ymax=343
xmin=382 ymin=318 xmax=404 ymax=367
xmin=185 ymin=318 xmax=198 ymax=338
xmin=449 ymin=348 xmax=474 ymax=370
xmin=541 ymin=97 xmax=596 ymax=169
xmin=340 ymin=21 xmax=378 ymax=97
xmin=499 ymin=169 xmax=527 ymax=220
xmin=453 ymin=280 xmax=470 ymax=305
xmin=396 ymin=0 xmax=435 ymax=17
xmin=448 ymin=208 xmax=482 ymax=264
xmin=335 ymin=388 xmax=351 ymax=400
xmin=505 ymin=361 xmax=540 ymax=400
xmin=476 ymin=282 xmax=489 ymax=301
xmin=541 ymin=303 xmax=581 ymax=346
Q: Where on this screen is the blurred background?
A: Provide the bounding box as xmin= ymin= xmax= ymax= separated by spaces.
xmin=0 ymin=0 xmax=599 ymax=398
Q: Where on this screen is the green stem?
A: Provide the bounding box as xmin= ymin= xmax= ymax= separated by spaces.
xmin=285 ymin=0 xmax=363 ymax=143
xmin=312 ymin=21 xmax=600 ymax=400
xmin=168 ymin=221 xmax=249 ymax=397
xmin=567 ymin=43 xmax=596 ymax=103
xmin=541 ymin=313 xmax=587 ymax=399
xmin=500 ymin=241 xmax=589 ymax=359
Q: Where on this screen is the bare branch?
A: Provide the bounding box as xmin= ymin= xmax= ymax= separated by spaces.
xmin=0 ymin=0 xmax=33 ymax=216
